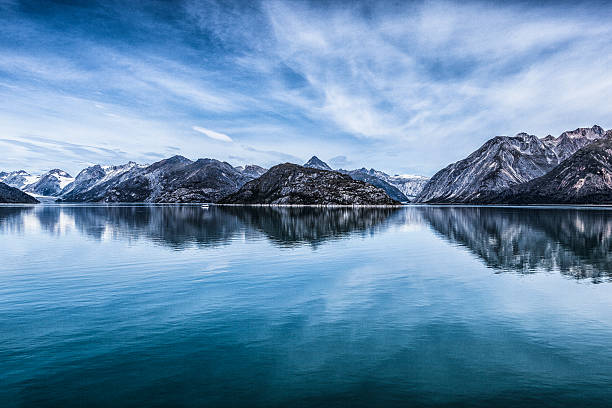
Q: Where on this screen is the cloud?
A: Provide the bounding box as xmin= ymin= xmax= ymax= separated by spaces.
xmin=192 ymin=126 xmax=233 ymax=142
xmin=3 ymin=0 xmax=612 ymax=176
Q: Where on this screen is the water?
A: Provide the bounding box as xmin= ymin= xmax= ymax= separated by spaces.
xmin=2 ymin=205 xmax=612 ymax=407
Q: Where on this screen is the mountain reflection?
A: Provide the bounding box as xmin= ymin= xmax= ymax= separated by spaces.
xmin=0 ymin=205 xmax=398 ymax=249
xmin=219 ymin=206 xmax=399 ymax=247
xmin=3 ymin=205 xmax=612 ymax=280
xmin=421 ymin=206 xmax=612 ymax=281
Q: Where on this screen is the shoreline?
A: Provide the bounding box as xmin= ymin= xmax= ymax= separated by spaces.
xmin=4 ymin=202 xmax=612 ymax=210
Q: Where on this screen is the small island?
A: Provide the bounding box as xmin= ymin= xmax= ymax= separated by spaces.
xmin=218 ymin=163 xmax=400 ymax=206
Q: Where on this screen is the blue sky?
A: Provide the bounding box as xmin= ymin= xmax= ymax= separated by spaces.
xmin=2 ymin=0 xmax=612 ymax=176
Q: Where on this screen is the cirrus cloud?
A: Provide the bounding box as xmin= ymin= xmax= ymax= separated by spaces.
xmin=192 ymin=126 xmax=233 ymax=143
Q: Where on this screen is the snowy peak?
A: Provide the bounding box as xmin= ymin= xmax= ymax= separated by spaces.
xmin=235 ymin=164 xmax=267 ymax=179
xmin=560 ymin=125 xmax=604 ymax=140
xmin=0 ymin=170 xmax=40 ymax=190
xmin=60 ymin=161 xmax=143 ymax=198
xmin=303 ymin=156 xmax=332 ymax=171
xmin=338 ymin=166 xmax=429 ymax=201
xmin=24 ymin=169 xmax=74 ymax=196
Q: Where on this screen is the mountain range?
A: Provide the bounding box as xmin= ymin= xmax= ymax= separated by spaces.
xmin=3 ymin=124 xmax=612 ymax=205
xmin=416 ymin=125 xmax=609 ymax=204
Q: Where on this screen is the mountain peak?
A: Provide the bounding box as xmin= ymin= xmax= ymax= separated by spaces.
xmin=303 ymin=156 xmax=332 ymax=170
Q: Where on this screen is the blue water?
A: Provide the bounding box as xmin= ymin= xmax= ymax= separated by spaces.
xmin=2 ymin=205 xmax=612 ymax=407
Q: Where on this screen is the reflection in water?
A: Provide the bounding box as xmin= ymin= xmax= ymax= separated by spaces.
xmin=0 ymin=205 xmax=399 ymax=249
xmin=220 ymin=206 xmax=400 ymax=247
xmin=4 ymin=204 xmax=612 ymax=407
xmin=3 ymin=205 xmax=612 ymax=280
xmin=421 ymin=206 xmax=612 ymax=281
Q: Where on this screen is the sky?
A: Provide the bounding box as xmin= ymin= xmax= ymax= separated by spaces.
xmin=2 ymin=0 xmax=612 ymax=177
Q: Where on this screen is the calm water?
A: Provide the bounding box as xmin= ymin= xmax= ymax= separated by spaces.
xmin=2 ymin=205 xmax=612 ymax=407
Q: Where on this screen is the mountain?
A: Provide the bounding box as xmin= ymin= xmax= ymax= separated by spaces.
xmin=235 ymin=164 xmax=267 ymax=179
xmin=0 ymin=182 xmax=39 ymax=203
xmin=0 ymin=170 xmax=40 ymax=190
xmin=59 ymin=156 xmax=254 ymax=203
xmin=23 ymin=169 xmax=74 ymax=196
xmin=416 ymin=125 xmax=606 ymax=203
xmin=491 ymin=134 xmax=612 ymax=204
xmin=382 ymin=174 xmax=430 ymax=199
xmin=303 ymin=156 xmax=332 ymax=171
xmin=219 ymin=163 xmax=400 ymax=205
xmin=338 ymin=168 xmax=409 ymax=202
xmin=60 ymin=162 xmax=141 ymax=198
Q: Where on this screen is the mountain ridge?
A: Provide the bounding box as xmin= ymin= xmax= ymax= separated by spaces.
xmin=416 ymin=125 xmax=606 ymax=203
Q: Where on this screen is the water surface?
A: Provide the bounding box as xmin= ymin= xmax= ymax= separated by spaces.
xmin=2 ymin=205 xmax=612 ymax=407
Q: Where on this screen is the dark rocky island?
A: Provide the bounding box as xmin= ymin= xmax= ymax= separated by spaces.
xmin=0 ymin=182 xmax=39 ymax=203
xmin=219 ymin=163 xmax=400 ymax=205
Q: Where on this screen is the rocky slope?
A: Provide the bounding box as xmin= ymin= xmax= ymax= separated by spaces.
xmin=219 ymin=163 xmax=400 ymax=205
xmin=60 ymin=162 xmax=142 ymax=199
xmin=303 ymin=156 xmax=332 ymax=170
xmin=338 ymin=168 xmax=409 ymax=202
xmin=416 ymin=125 xmax=606 ymax=203
xmin=59 ymin=156 xmax=254 ymax=203
xmin=490 ymin=135 xmax=612 ymax=204
xmin=23 ymin=169 xmax=74 ymax=196
xmin=0 ymin=182 xmax=39 ymax=203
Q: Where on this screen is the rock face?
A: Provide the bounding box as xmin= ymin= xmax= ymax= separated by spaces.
xmin=60 ymin=156 xmax=254 ymax=203
xmin=235 ymin=164 xmax=267 ymax=179
xmin=492 ymin=134 xmax=612 ymax=204
xmin=0 ymin=182 xmax=39 ymax=203
xmin=303 ymin=156 xmax=332 ymax=171
xmin=24 ymin=169 xmax=74 ymax=196
xmin=0 ymin=170 xmax=39 ymax=190
xmin=219 ymin=163 xmax=400 ymax=205
xmin=338 ymin=168 xmax=409 ymax=202
xmin=416 ymin=125 xmax=606 ymax=203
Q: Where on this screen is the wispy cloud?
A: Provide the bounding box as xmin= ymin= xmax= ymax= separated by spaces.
xmin=2 ymin=0 xmax=612 ymax=176
xmin=193 ymin=126 xmax=233 ymax=142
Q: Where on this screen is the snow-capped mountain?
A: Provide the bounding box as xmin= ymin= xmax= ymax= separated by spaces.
xmin=338 ymin=168 xmax=409 ymax=202
xmin=341 ymin=168 xmax=429 ymax=200
xmin=23 ymin=169 xmax=74 ymax=196
xmin=235 ymin=164 xmax=267 ymax=179
xmin=303 ymin=156 xmax=332 ymax=171
xmin=60 ymin=162 xmax=142 ymax=198
xmin=59 ymin=156 xmax=256 ymax=203
xmin=0 ymin=170 xmax=40 ymax=190
xmin=416 ymin=125 xmax=606 ymax=203
xmin=381 ymin=174 xmax=430 ymax=199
